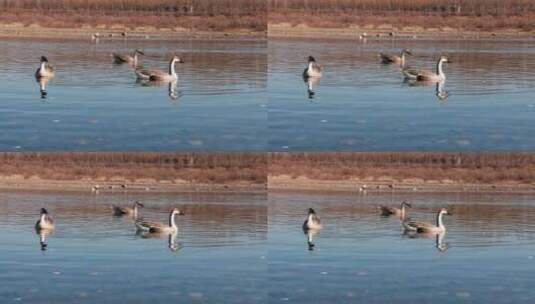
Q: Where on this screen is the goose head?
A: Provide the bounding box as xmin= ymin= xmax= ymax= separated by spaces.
xmin=134 ymin=49 xmax=145 ymax=56
xmin=171 ymin=208 xmax=186 ymax=216
xmin=438 ymin=208 xmax=451 ymax=216
xmin=172 ymin=55 xmax=185 ymax=64
xmin=308 ymin=56 xmax=316 ymax=63
xmin=401 ymin=201 xmax=412 ymax=208
xmin=439 ymin=56 xmax=451 ymax=64
xmin=308 ymin=208 xmax=316 ymax=215
xmin=134 ymin=201 xmax=144 ymax=208
xmin=40 ymin=56 xmax=49 ymax=63
xmin=40 ymin=208 xmax=48 ymax=215
xmin=402 ymin=49 xmax=413 ymax=56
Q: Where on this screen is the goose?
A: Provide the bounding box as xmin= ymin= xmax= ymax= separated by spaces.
xmin=111 ymin=201 xmax=144 ymax=219
xmin=403 ymin=56 xmax=451 ymax=82
xmin=303 ymin=208 xmax=322 ymax=230
xmin=135 ymin=208 xmax=185 ymax=234
xmin=378 ymin=201 xmax=411 ymax=219
xmin=112 ymin=49 xmax=144 ymax=66
xmin=304 ymin=74 xmax=320 ymax=99
xmin=35 ymin=56 xmax=55 ymax=79
xmin=403 ymin=208 xmax=451 ymax=234
xmin=35 ymin=208 xmax=55 ymax=231
xmin=379 ymin=49 xmax=412 ymax=66
xmin=303 ymin=56 xmax=322 ymax=78
xmin=135 ymin=55 xmax=184 ymax=82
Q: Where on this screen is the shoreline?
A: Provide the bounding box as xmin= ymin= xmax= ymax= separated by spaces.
xmin=268 ymin=23 xmax=535 ymax=40
xmin=0 ymin=23 xmax=265 ymax=41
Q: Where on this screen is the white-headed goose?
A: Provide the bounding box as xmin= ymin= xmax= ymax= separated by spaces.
xmin=135 ymin=208 xmax=185 ymax=234
xmin=403 ymin=208 xmax=452 ymax=234
xmin=403 ymin=56 xmax=451 ymax=82
xmin=303 ymin=56 xmax=322 ymax=78
xmin=135 ymin=55 xmax=184 ymax=82
xmin=35 ymin=208 xmax=55 ymax=231
xmin=35 ymin=56 xmax=55 ymax=79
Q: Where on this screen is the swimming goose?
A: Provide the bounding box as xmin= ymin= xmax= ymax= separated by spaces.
xmin=135 ymin=55 xmax=184 ymax=82
xmin=303 ymin=56 xmax=322 ymax=78
xmin=378 ymin=201 xmax=411 ymax=219
xmin=403 ymin=208 xmax=451 ymax=234
xmin=35 ymin=56 xmax=55 ymax=79
xmin=303 ymin=208 xmax=322 ymax=230
xmin=35 ymin=208 xmax=55 ymax=231
xmin=112 ymin=49 xmax=144 ymax=66
xmin=135 ymin=208 xmax=185 ymax=234
xmin=403 ymin=56 xmax=451 ymax=82
xmin=112 ymin=201 xmax=144 ymax=219
xmin=379 ymin=49 xmax=412 ymax=66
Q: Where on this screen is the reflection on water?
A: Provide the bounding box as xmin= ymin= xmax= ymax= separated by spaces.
xmin=0 ymin=38 xmax=266 ymax=151
xmin=269 ymin=38 xmax=535 ymax=151
xmin=269 ymin=192 xmax=535 ymax=303
xmin=0 ymin=191 xmax=266 ymax=303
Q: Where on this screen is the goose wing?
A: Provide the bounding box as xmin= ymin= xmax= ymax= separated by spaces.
xmin=135 ymin=67 xmax=167 ymax=79
xmin=404 ymin=219 xmax=434 ymax=231
xmin=378 ymin=206 xmax=397 ymax=215
xmin=111 ymin=205 xmax=129 ymax=215
xmin=379 ymin=53 xmax=398 ymax=63
xmin=135 ymin=219 xmax=165 ymax=231
xmin=112 ymin=53 xmax=130 ymax=63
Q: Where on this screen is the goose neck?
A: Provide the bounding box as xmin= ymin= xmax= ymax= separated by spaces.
xmin=169 ymin=212 xmax=176 ymax=228
xmin=437 ymin=60 xmax=445 ymax=77
xmin=436 ymin=212 xmax=445 ymax=229
xmin=169 ymin=59 xmax=177 ymax=76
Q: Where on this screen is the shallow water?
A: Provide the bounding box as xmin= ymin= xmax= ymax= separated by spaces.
xmin=269 ymin=191 xmax=535 ymax=303
xmin=0 ymin=38 xmax=267 ymax=151
xmin=3 ymin=190 xmax=535 ymax=303
xmin=0 ymin=191 xmax=267 ymax=303
xmin=269 ymin=38 xmax=535 ymax=151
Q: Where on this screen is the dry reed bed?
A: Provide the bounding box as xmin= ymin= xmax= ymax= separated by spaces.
xmin=269 ymin=152 xmax=535 ymax=184
xmin=0 ymin=152 xmax=267 ymax=184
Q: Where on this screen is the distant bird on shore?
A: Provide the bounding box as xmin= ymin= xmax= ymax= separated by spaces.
xmin=35 ymin=208 xmax=55 ymax=231
xmin=403 ymin=208 xmax=451 ymax=234
xmin=135 ymin=55 xmax=184 ymax=82
xmin=379 ymin=49 xmax=412 ymax=67
xmin=403 ymin=56 xmax=451 ymax=82
xmin=378 ymin=201 xmax=411 ymax=220
xmin=303 ymin=56 xmax=322 ymax=78
xmin=35 ymin=56 xmax=55 ymax=79
xmin=112 ymin=201 xmax=144 ymax=219
xmin=303 ymin=208 xmax=322 ymax=230
xmin=91 ymin=32 xmax=100 ymax=41
xmin=112 ymin=49 xmax=144 ymax=66
xmin=135 ymin=208 xmax=185 ymax=234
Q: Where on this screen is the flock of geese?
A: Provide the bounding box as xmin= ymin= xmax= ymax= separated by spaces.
xmin=35 ymin=202 xmax=185 ymax=251
xmin=303 ymin=50 xmax=451 ymax=100
xmin=34 ymin=50 xmax=183 ymax=99
xmin=304 ymin=203 xmax=451 ymax=252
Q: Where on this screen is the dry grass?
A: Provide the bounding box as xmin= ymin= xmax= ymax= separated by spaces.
xmin=268 ymin=0 xmax=535 ymax=31
xmin=0 ymin=0 xmax=266 ymax=31
xmin=269 ymin=152 xmax=535 ymax=184
xmin=0 ymin=152 xmax=267 ymax=184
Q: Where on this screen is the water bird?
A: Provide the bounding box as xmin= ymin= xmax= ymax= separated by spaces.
xmin=135 ymin=208 xmax=185 ymax=234
xmin=303 ymin=208 xmax=322 ymax=230
xmin=91 ymin=32 xmax=100 ymax=41
xmin=379 ymin=49 xmax=412 ymax=67
xmin=135 ymin=55 xmax=184 ymax=82
xmin=35 ymin=56 xmax=55 ymax=79
xmin=403 ymin=208 xmax=452 ymax=234
xmin=35 ymin=208 xmax=55 ymax=231
xmin=378 ymin=201 xmax=411 ymax=219
xmin=403 ymin=56 xmax=451 ymax=82
xmin=303 ymin=56 xmax=322 ymax=78
xmin=112 ymin=201 xmax=144 ymax=219
xmin=112 ymin=49 xmax=144 ymax=66
xmin=303 ymin=74 xmax=320 ymax=99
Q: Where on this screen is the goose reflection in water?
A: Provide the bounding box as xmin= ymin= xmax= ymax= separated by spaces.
xmin=304 ymin=227 xmax=320 ymax=251
xmin=36 ymin=76 xmax=52 ymax=99
xmin=303 ymin=74 xmax=321 ymax=99
xmin=403 ymin=229 xmax=449 ymax=253
xmin=404 ymin=79 xmax=450 ymax=102
xmin=136 ymin=79 xmax=182 ymax=103
xmin=136 ymin=230 xmax=182 ymax=253
xmin=36 ymin=227 xmax=53 ymax=251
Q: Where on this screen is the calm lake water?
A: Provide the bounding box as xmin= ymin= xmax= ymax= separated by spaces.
xmin=3 ymin=190 xmax=535 ymax=303
xmin=269 ymin=38 xmax=535 ymax=151
xmin=0 ymin=38 xmax=266 ymax=151
xmin=269 ymin=191 xmax=535 ymax=303
xmin=0 ymin=191 xmax=267 ymax=303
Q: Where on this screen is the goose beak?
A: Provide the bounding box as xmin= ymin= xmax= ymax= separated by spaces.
xmin=178 ymin=211 xmax=186 ymax=216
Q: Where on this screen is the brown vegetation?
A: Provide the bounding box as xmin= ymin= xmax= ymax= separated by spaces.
xmin=269 ymin=152 xmax=535 ymax=184
xmin=0 ymin=152 xmax=267 ymax=184
xmin=0 ymin=0 xmax=266 ymax=31
xmin=268 ymin=0 xmax=535 ymax=31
